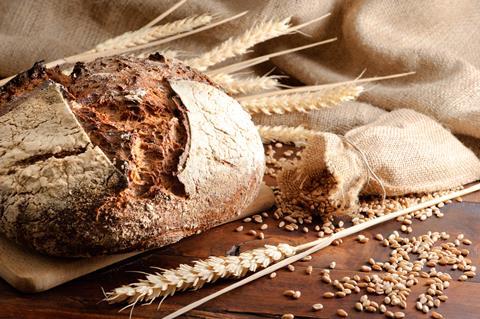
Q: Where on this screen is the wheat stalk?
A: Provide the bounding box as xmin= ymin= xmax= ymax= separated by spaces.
xmin=256 ymin=125 xmax=318 ymax=146
xmin=89 ymin=15 xmax=213 ymax=53
xmin=43 ymin=12 xmax=248 ymax=70
xmin=104 ymin=243 xmax=296 ymax=308
xmin=184 ymin=17 xmax=293 ymax=71
xmin=241 ymin=85 xmax=363 ymax=115
xmin=162 ymin=182 xmax=480 ymax=319
xmin=211 ymin=73 xmax=283 ymax=94
xmin=141 ymin=0 xmax=187 ymax=30
xmin=206 ymin=38 xmax=337 ymax=76
xmin=104 ymin=183 xmax=480 ymax=317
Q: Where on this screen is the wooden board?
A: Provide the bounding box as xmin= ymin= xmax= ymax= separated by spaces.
xmin=0 ymin=184 xmax=274 ymax=293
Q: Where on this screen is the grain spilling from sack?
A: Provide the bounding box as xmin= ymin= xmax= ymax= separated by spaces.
xmin=278 ymin=109 xmax=480 ymax=218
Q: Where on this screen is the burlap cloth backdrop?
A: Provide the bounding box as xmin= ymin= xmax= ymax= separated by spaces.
xmin=1 ymin=0 xmax=479 ymax=149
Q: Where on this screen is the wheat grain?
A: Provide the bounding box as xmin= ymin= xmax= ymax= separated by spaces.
xmin=185 ymin=17 xmax=292 ymax=71
xmin=90 ymin=15 xmax=213 ymax=53
xmin=240 ymin=85 xmax=363 ymax=114
xmin=256 ymin=125 xmax=318 ymax=146
xmin=104 ymin=243 xmax=296 ymax=306
xmin=211 ymin=73 xmax=283 ymax=94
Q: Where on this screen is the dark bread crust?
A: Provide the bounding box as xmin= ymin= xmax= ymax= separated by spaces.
xmin=0 ymin=56 xmax=265 ymax=256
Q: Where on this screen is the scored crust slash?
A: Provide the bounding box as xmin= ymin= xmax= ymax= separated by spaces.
xmin=0 ymin=54 xmax=265 ymax=257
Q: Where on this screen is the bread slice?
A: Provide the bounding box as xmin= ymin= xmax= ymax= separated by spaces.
xmin=0 ymin=55 xmax=265 ymax=257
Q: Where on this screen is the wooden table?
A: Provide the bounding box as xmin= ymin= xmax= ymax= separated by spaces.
xmin=1 ymin=175 xmax=479 ymax=318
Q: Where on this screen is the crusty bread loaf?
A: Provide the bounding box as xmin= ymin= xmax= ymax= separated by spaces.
xmin=0 ymin=55 xmax=265 ymax=257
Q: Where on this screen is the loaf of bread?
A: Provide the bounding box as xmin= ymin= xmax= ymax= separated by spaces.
xmin=0 ymin=55 xmax=265 ymax=257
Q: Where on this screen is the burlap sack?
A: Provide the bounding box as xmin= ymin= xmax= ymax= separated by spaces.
xmin=1 ymin=1 xmax=480 ymax=143
xmin=279 ymin=109 xmax=480 ymax=216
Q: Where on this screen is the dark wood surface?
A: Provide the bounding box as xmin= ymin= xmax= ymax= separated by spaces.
xmin=0 ymin=165 xmax=479 ymax=318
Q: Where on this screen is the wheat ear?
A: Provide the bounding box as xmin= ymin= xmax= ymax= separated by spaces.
xmin=211 ymin=73 xmax=284 ymax=94
xmin=89 ymin=15 xmax=213 ymax=53
xmin=238 ymin=72 xmax=416 ymax=103
xmin=184 ymin=17 xmax=293 ymax=71
xmin=39 ymin=12 xmax=248 ymax=72
xmin=104 ymin=244 xmax=296 ymax=307
xmin=241 ymin=85 xmax=363 ymax=114
xmin=162 ymin=183 xmax=480 ymax=319
xmin=206 ymin=38 xmax=337 ymax=76
xmin=256 ymin=125 xmax=318 ymax=146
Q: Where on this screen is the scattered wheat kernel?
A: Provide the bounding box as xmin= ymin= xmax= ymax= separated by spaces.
xmin=464 ymin=271 xmax=476 ymax=277
xmin=385 ymin=310 xmax=395 ymax=318
xmin=283 ymin=289 xmax=295 ymax=296
xmin=243 ymin=217 xmax=251 ymax=223
xmin=312 ymin=303 xmax=324 ymax=311
xmin=285 ymin=224 xmax=295 ymax=231
xmin=306 ymin=265 xmax=313 ymax=275
xmin=235 ymin=226 xmax=244 ymax=232
xmin=269 ymin=272 xmax=277 ymax=279
xmin=278 ymin=221 xmax=285 ymax=228
xmin=431 ymin=311 xmax=444 ymax=319
xmin=260 ymin=223 xmax=268 ymax=230
xmin=288 ymin=264 xmax=295 ymax=272
xmin=394 ymin=311 xmax=405 ymax=318
xmin=458 ymin=275 xmax=468 ymax=281
xmin=380 ymin=304 xmax=387 ymax=313
xmin=282 ymin=314 xmax=294 ymax=319
xmin=323 ymin=292 xmax=335 ymax=298
xmin=438 ymin=295 xmax=448 ymax=302
xmin=275 ymin=142 xmax=283 ymax=148
xmin=361 ymin=265 xmax=372 ymax=272
xmin=301 ymin=255 xmax=312 ymax=261
xmin=463 ymin=239 xmax=472 ymax=245
xmin=335 ymin=291 xmax=346 ymax=298
xmin=257 ymin=232 xmax=265 ymax=240
xmin=248 ymin=230 xmax=257 ymax=236
xmin=302 ymin=227 xmax=309 ymax=233
xmin=375 ymin=233 xmax=384 ymax=241
xmin=292 ymin=290 xmax=301 ymax=299
xmin=366 ymin=306 xmax=376 ymax=313
xmin=354 ymin=302 xmax=363 ymax=311
xmin=337 ymin=309 xmax=348 ymax=317
xmin=372 ymin=264 xmax=383 ymax=271
xmin=330 ymin=261 xmax=337 ymax=269
xmin=253 ymin=215 xmax=263 ymax=223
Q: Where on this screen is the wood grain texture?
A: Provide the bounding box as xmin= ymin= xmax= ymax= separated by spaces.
xmin=0 ymin=146 xmax=478 ymax=318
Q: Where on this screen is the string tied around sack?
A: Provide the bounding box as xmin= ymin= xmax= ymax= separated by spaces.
xmin=341 ymin=136 xmax=387 ymax=202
